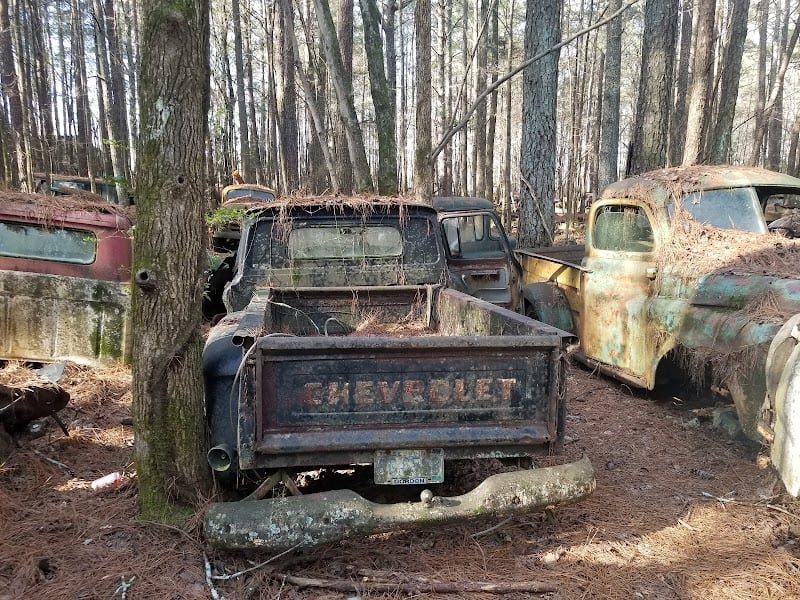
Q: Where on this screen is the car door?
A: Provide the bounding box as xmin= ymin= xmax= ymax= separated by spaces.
xmin=579 ymin=201 xmax=659 ymax=385
xmin=438 ymin=210 xmax=521 ymax=311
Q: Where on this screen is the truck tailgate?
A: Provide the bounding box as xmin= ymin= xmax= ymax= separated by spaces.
xmin=239 ymin=335 xmax=564 ymax=469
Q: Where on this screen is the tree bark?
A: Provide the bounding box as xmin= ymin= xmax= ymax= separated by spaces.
xmin=134 ymin=0 xmax=213 ymax=517
xmin=313 ymin=0 xmax=373 ymax=192
xmin=334 ymin=0 xmax=354 ymax=193
xmin=786 ymin=115 xmax=800 ymax=177
xmin=414 ymin=0 xmax=432 ymax=202
xmin=0 ymin=0 xmax=25 ymax=188
xmin=501 ymin=0 xmax=516 ymax=229
xmin=284 ymin=0 xmax=339 ymax=192
xmin=485 ymin=1 xmax=499 ymax=202
xmin=473 ymin=0 xmax=488 ymax=198
xmin=788 ymin=115 xmax=800 ymax=176
xmin=669 ymin=0 xmax=692 ymax=165
xmin=278 ymin=0 xmax=299 ymax=190
xmin=625 ymin=0 xmax=678 ymax=176
xmin=708 ymin=0 xmax=750 ymax=163
xmin=682 ymin=0 xmax=716 ymax=165
xmin=71 ymin=0 xmax=93 ymax=177
xmin=518 ymin=0 xmax=561 ymax=248
xmin=360 ymin=0 xmax=398 ymax=193
xmin=747 ymin=4 xmax=800 ymax=166
xmin=104 ymin=0 xmax=131 ymax=200
xmin=232 ymin=0 xmax=253 ymax=182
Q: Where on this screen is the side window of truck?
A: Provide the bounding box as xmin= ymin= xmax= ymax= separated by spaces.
xmin=592 ymin=205 xmax=654 ymax=253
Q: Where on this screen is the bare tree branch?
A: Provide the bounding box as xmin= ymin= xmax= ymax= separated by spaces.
xmin=431 ymin=0 xmax=640 ymax=161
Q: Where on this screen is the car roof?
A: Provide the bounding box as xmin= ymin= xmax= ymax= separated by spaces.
xmin=431 ymin=196 xmax=495 ymax=213
xmin=600 ymin=166 xmax=800 ymax=208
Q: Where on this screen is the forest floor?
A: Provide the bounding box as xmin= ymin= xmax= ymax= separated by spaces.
xmin=1 ymin=360 xmax=799 ymax=600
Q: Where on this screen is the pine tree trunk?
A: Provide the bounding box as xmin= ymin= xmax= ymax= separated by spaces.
xmin=485 ymin=1 xmax=499 ymax=202
xmin=669 ymin=0 xmax=692 ymax=165
xmin=0 ymin=0 xmax=26 ymax=188
xmin=625 ymin=0 xmax=678 ymax=176
xmin=278 ymin=0 xmax=299 ymax=190
xmin=134 ymin=0 xmax=212 ymax=519
xmin=71 ymin=0 xmax=92 ymax=177
xmin=314 ymin=0 xmax=373 ymax=192
xmin=518 ymin=0 xmax=561 ymax=248
xmin=232 ymin=0 xmax=253 ymax=182
xmin=598 ymin=0 xmax=622 ymax=191
xmin=414 ymin=0 xmax=432 ymax=202
xmin=709 ymin=0 xmax=750 ymax=163
xmin=682 ymin=0 xmax=716 ymax=165
xmin=360 ymin=0 xmax=398 ymax=193
xmin=104 ymin=0 xmax=131 ymax=199
xmin=474 ymin=0 xmax=488 ymax=198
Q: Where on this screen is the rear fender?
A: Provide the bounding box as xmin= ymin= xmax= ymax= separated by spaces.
xmin=522 ymin=283 xmax=575 ymax=334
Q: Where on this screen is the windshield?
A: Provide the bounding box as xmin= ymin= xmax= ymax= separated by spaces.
xmin=668 ymin=188 xmax=767 ymax=233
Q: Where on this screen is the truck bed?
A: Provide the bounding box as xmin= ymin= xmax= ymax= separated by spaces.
xmin=515 ymin=244 xmax=586 ymax=268
xmin=232 ymin=286 xmax=570 ymax=471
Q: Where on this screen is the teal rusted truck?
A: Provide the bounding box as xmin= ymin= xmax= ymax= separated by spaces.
xmin=202 ymin=197 xmax=595 ymax=551
xmin=517 ymin=166 xmax=800 ymax=497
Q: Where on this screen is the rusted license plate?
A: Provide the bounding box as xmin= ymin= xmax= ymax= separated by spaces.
xmin=374 ymin=449 xmax=444 ymax=485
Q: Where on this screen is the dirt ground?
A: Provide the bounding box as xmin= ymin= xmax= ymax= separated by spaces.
xmin=1 ymin=360 xmax=799 ymax=600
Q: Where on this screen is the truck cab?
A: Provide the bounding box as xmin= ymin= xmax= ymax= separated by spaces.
xmin=517 ymin=166 xmax=800 ymax=497
xmin=432 ymin=197 xmax=522 ymax=311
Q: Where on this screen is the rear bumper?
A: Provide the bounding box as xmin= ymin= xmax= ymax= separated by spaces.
xmin=204 ymin=456 xmax=595 ymax=551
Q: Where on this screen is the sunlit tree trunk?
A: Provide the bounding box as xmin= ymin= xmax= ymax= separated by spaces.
xmin=682 ymin=0 xmax=716 ymax=165
xmin=0 ymin=0 xmax=25 ymax=188
xmin=626 ymin=0 xmax=678 ymax=176
xmin=709 ymin=0 xmax=750 ymax=163
xmin=315 ymin=0 xmax=372 ymax=191
xmin=598 ymin=0 xmax=622 ymax=191
xmin=485 ymin=1 xmax=499 ymax=202
xmin=414 ymin=0 xmax=432 ymax=202
xmin=278 ymin=0 xmax=299 ymax=190
xmin=748 ymin=2 xmax=799 ymax=166
xmin=473 ymin=0 xmax=488 ymax=198
xmin=360 ymin=0 xmax=398 ymax=193
xmin=501 ymin=0 xmax=516 ymax=229
xmin=71 ymin=0 xmax=92 ymax=177
xmin=518 ymin=0 xmax=561 ymax=248
xmin=232 ymin=0 xmax=253 ymax=181
xmin=669 ymin=0 xmax=692 ymax=166
xmin=133 ymin=0 xmax=212 ymax=519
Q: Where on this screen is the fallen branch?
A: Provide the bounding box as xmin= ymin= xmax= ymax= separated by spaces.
xmin=32 ymin=449 xmax=75 ymax=477
xmin=472 ymin=516 xmax=514 ymax=538
xmin=275 ymin=572 xmax=557 ymax=594
xmin=210 ymin=542 xmax=301 ymax=581
xmin=203 ymin=553 xmax=226 ymax=600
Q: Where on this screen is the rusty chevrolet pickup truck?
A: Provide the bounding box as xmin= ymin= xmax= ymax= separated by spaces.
xmin=516 ymin=166 xmax=800 ymax=497
xmin=202 ymin=198 xmax=595 ymax=551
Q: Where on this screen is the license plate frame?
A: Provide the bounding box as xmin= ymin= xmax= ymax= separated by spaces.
xmin=373 ymin=448 xmax=444 ymax=485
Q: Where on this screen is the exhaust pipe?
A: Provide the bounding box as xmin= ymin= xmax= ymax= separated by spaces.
xmin=207 ymin=444 xmax=234 ymax=472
